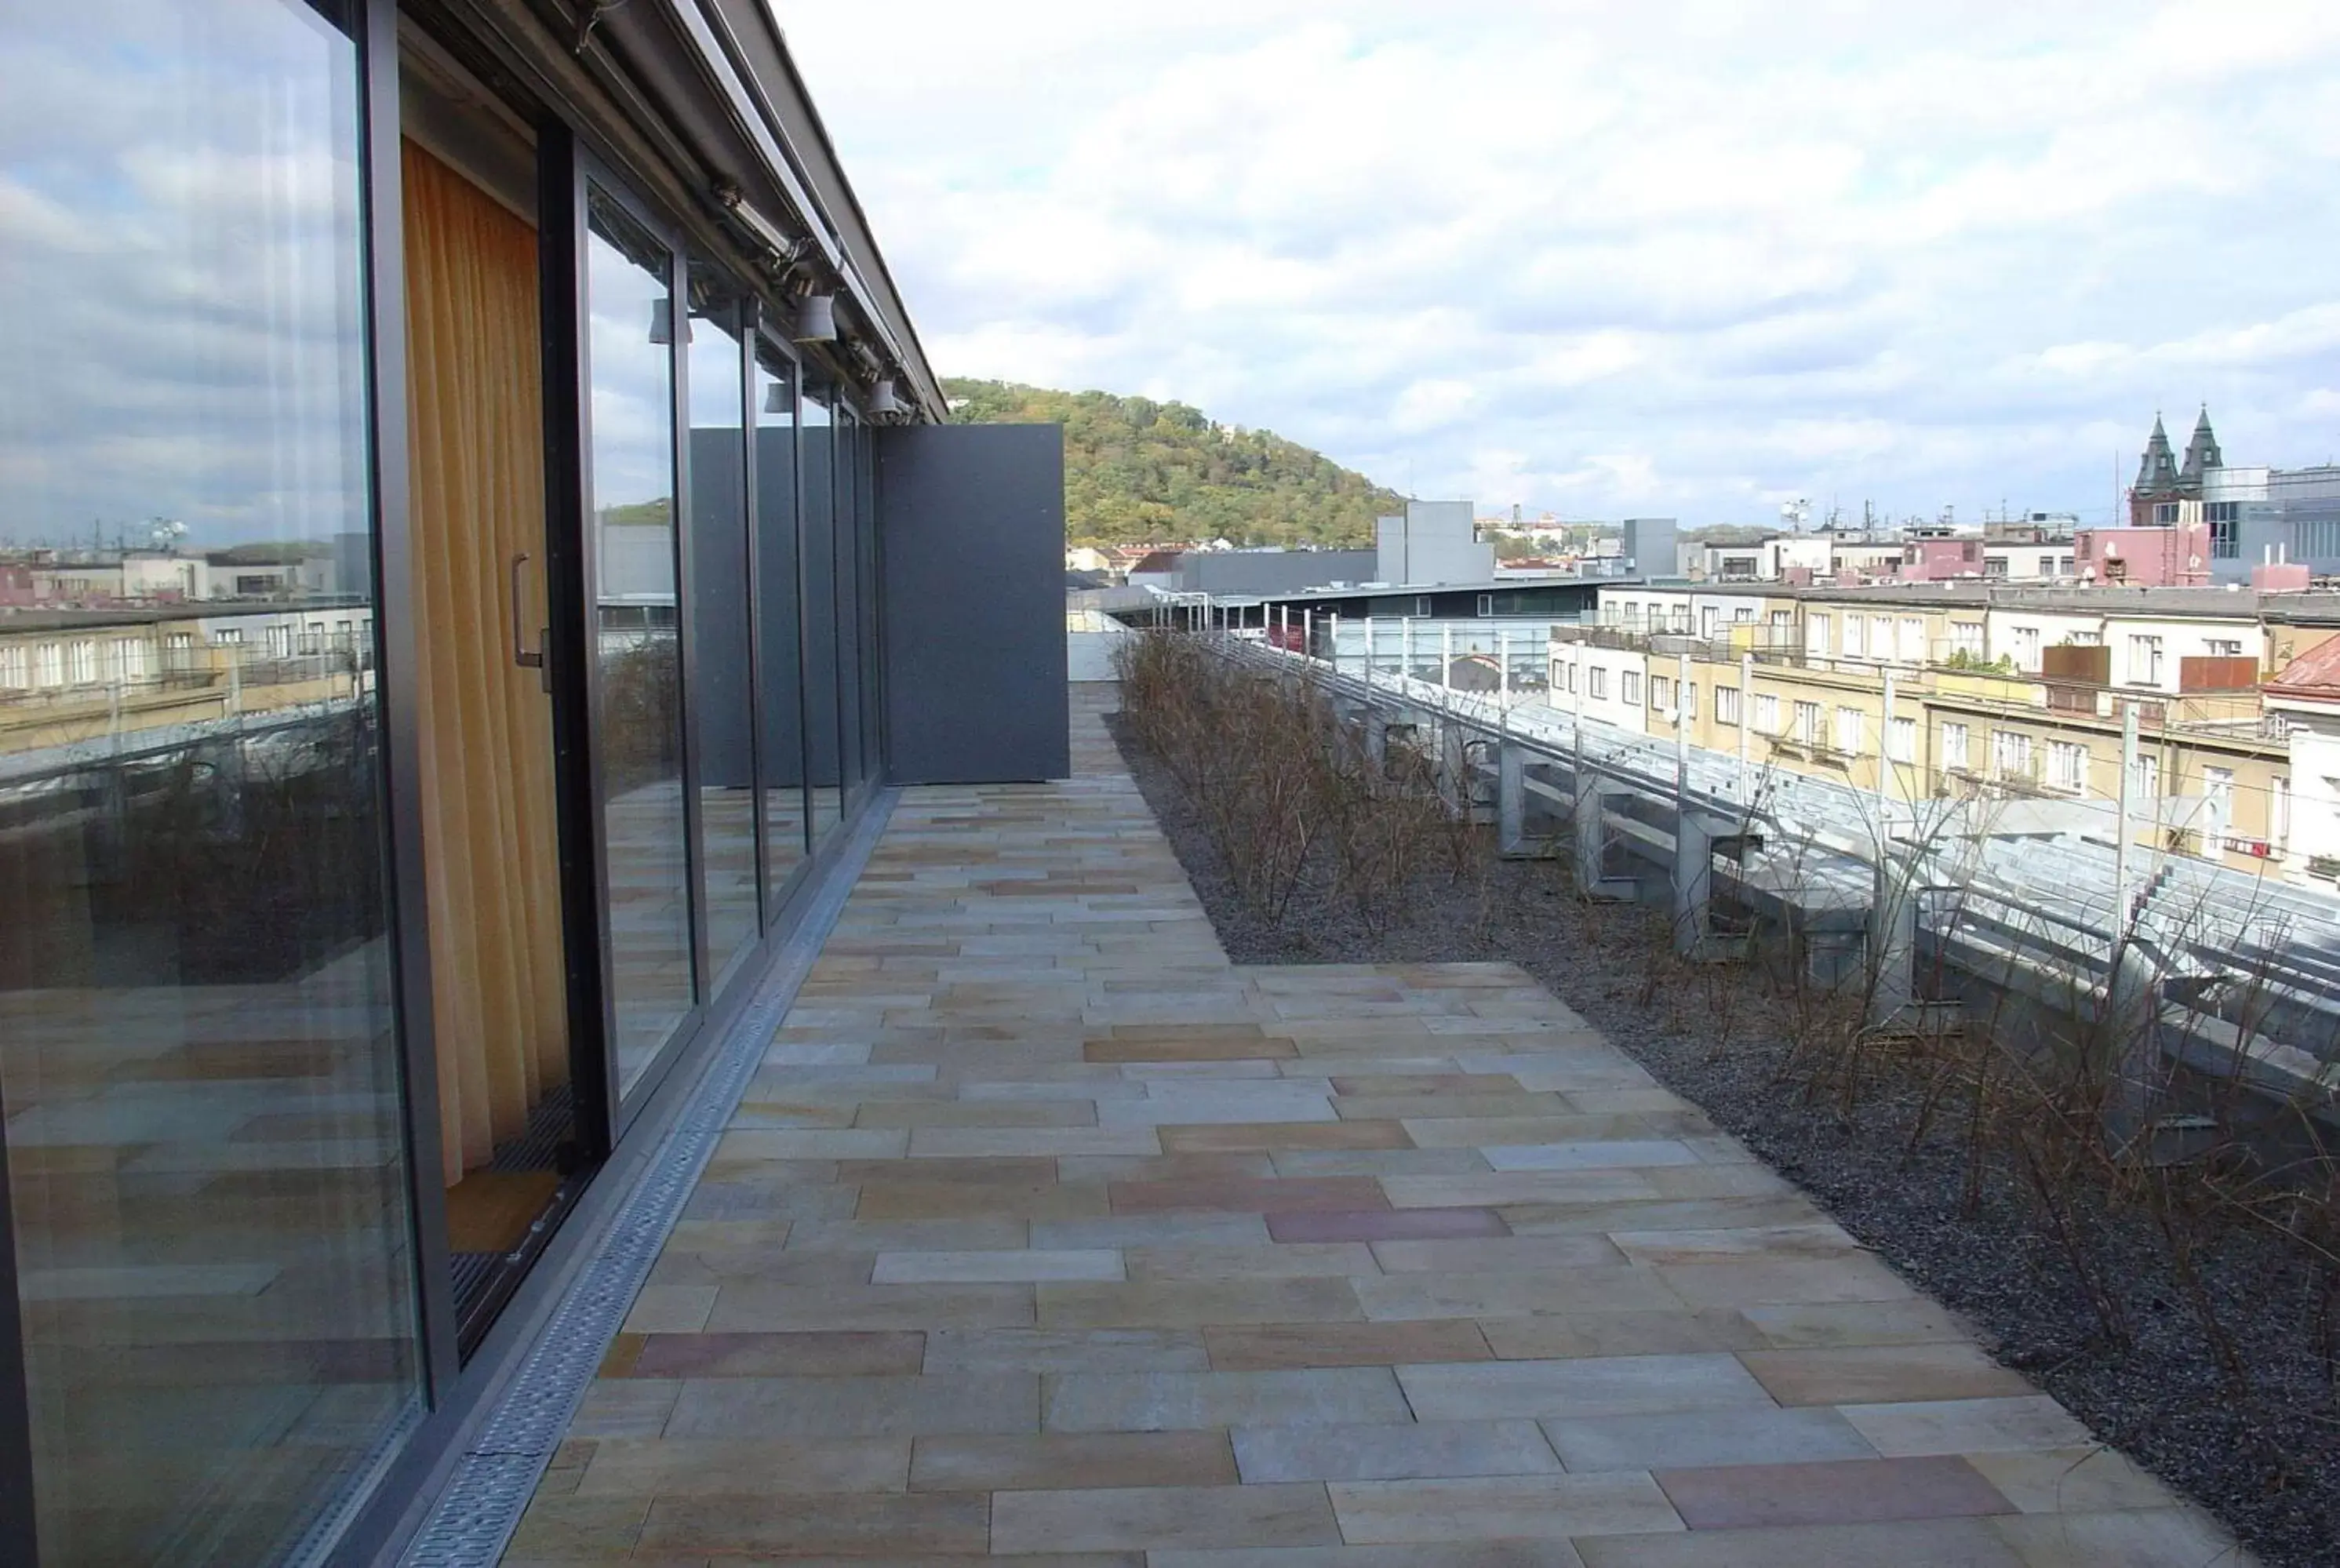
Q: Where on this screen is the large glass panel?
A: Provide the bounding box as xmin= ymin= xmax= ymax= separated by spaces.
xmin=857 ymin=417 xmax=884 ymax=781
xmin=752 ymin=340 xmax=808 ymax=907
xmin=684 ymin=263 xmax=757 ymax=998
xmin=0 ymin=3 xmax=424 ymax=1562
xmin=799 ymin=383 xmax=843 ymax=843
xmin=835 ymin=407 xmax=865 ymax=797
xmin=584 ymin=191 xmax=693 ymax=1097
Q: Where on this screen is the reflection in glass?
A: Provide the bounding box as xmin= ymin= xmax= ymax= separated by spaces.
xmin=585 ymin=191 xmax=694 ymax=1095
xmin=753 ymin=341 xmax=809 ymax=907
xmin=799 ymin=384 xmax=843 ymax=843
xmin=685 ymin=264 xmax=759 ymax=998
xmin=835 ymin=409 xmax=864 ymax=796
xmin=857 ymin=423 xmax=885 ymax=781
xmin=0 ymin=2 xmax=424 ymax=1562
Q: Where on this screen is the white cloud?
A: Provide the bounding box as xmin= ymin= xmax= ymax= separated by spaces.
xmin=773 ymin=0 xmax=2340 ymax=525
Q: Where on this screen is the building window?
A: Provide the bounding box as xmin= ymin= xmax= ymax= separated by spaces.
xmin=2134 ymin=751 xmax=2160 ymax=802
xmin=1683 ymin=683 xmax=1698 ymax=719
xmin=2048 ymin=740 xmax=2087 ymax=792
xmin=2059 ymin=555 xmax=2076 ymax=575
xmin=0 ymin=645 xmax=24 ymax=688
xmin=2207 ymin=501 xmax=2240 ymax=559
xmin=2154 ymin=501 xmax=2180 ymax=524
xmin=1589 ymin=665 xmax=1609 ymax=700
xmin=1414 ymin=595 xmax=1432 ymax=617
xmin=1716 ymin=686 xmax=1741 ymax=725
xmin=1671 ymin=605 xmax=1691 ymax=633
xmin=1807 ymin=613 xmax=1831 ymax=657
xmin=1755 ymin=693 xmax=1780 ymax=731
xmin=2273 ymin=775 xmax=2291 ymax=846
xmin=1833 ymin=707 xmax=1863 ymax=754
xmin=66 ymin=639 xmax=97 ymax=685
xmin=1952 ymin=621 xmax=1983 ymax=658
xmin=1620 ymin=669 xmax=1642 ymax=704
xmin=1889 ymin=715 xmax=1917 ymax=763
xmin=1649 ymin=675 xmax=1673 ymax=708
xmin=1992 ymin=729 xmax=2035 ymax=779
xmin=1898 ymin=617 xmax=1925 ymax=662
xmin=1792 ymin=700 xmax=1821 ymax=744
xmin=1843 ymin=617 xmax=1865 ymax=657
xmin=1872 ymin=616 xmax=1892 ymax=655
xmin=2205 ymin=639 xmax=2242 ymax=657
xmin=1476 ymin=593 xmax=1494 ymax=617
xmin=2011 ymin=625 xmax=2040 ymax=670
xmin=1942 ymin=722 xmax=1970 ymax=772
xmin=2127 ymin=634 xmax=2164 ymax=686
xmin=2203 ymin=765 xmax=2236 ymax=839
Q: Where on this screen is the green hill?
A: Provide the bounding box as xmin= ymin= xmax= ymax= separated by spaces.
xmin=943 ymin=379 xmax=1403 ymax=548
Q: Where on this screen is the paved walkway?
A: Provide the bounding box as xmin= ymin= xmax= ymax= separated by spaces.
xmin=507 ymin=686 xmax=2250 ymax=1566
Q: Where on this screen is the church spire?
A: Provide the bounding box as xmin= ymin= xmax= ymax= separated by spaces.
xmin=2134 ymin=411 xmax=2178 ymax=493
xmin=2180 ymin=403 xmax=2222 ymax=488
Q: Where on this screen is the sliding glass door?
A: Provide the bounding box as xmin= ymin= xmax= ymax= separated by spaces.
xmin=0 ymin=2 xmax=424 ymax=1560
xmin=580 ymin=185 xmax=696 ymax=1104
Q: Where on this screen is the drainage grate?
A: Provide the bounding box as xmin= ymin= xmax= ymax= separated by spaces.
xmin=398 ymin=791 xmax=897 ymax=1567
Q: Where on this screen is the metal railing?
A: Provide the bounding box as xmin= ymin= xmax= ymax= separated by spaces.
xmin=1210 ymin=632 xmax=2340 ymax=1104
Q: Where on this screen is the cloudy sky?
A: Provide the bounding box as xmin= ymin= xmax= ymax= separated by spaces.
xmin=780 ymin=0 xmax=2340 ymax=527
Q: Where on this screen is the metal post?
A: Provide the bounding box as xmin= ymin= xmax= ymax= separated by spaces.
xmin=1363 ymin=615 xmax=1376 ymax=691
xmin=1402 ymin=617 xmax=1414 ymax=682
xmin=1499 ymin=628 xmax=1512 ymax=702
xmin=1303 ymin=608 xmax=1314 ymax=660
xmin=1327 ymin=612 xmax=1341 ymax=677
xmin=1441 ymin=623 xmax=1454 ymax=689
xmin=1498 ymin=739 xmax=1527 ymax=856
xmin=1671 ymin=649 xmax=1707 ymax=952
xmin=1736 ymin=652 xmax=1752 ymax=801
xmin=2114 ymin=700 xmax=2138 ymax=961
xmin=1880 ymin=669 xmax=1898 ymax=832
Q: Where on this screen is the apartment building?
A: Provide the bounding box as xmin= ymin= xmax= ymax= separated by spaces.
xmin=1559 ymin=583 xmax=2318 ymax=872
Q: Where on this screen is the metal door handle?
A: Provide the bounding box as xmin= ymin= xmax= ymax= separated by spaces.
xmin=511 ymin=552 xmax=549 ymax=690
xmin=511 ymin=552 xmax=544 ymax=669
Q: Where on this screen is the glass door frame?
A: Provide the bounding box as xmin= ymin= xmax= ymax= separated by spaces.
xmin=749 ymin=318 xmax=818 ymax=930
xmin=562 ymin=146 xmax=707 ymax=1144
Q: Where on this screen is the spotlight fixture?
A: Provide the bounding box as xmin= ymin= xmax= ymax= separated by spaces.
xmin=792 ymin=293 xmax=837 ymax=343
xmin=648 ymin=298 xmax=673 ymax=344
xmin=868 ymin=378 xmax=904 ymax=417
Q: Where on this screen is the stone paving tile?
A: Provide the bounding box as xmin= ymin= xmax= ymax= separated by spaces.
xmin=1266 ymin=1206 xmax=1505 ymax=1242
xmin=991 ymin=1482 xmax=1341 ymax=1553
xmin=1571 ymin=1517 xmax=2023 ymax=1567
xmin=1204 ymin=1319 xmax=1492 ymax=1370
xmin=909 ymin=1430 xmax=1236 ymax=1491
xmin=1232 ymin=1418 xmax=1561 ymax=1482
xmin=1741 ymin=1343 xmax=2037 ymax=1406
xmin=1399 ymin=1354 xmax=1776 ymax=1421
xmin=1043 ymin=1367 xmax=1413 ymax=1431
xmin=1327 ymin=1472 xmax=1685 ymax=1542
xmin=503 ymin=688 xmax=2249 ymax=1566
xmin=1541 ymin=1406 xmax=1880 ymax=1472
xmin=1654 ymin=1454 xmax=2013 ymax=1529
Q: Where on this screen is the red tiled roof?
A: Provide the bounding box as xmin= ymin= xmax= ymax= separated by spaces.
xmin=2265 ymin=635 xmax=2340 ymax=699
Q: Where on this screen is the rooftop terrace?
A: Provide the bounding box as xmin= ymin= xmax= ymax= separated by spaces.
xmin=498 ymin=688 xmax=2248 ymax=1565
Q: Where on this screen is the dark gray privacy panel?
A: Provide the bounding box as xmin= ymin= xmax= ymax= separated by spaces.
xmin=878 ymin=424 xmax=1069 ymax=784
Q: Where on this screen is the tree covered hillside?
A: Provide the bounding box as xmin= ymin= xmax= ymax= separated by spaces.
xmin=944 ymin=379 xmax=1403 ymax=547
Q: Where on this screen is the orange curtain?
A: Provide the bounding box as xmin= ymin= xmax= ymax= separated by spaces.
xmin=402 ymin=140 xmax=569 ymax=1186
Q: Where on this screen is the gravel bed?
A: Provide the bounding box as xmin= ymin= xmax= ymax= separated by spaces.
xmin=1109 ymin=709 xmax=2340 ymax=1568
